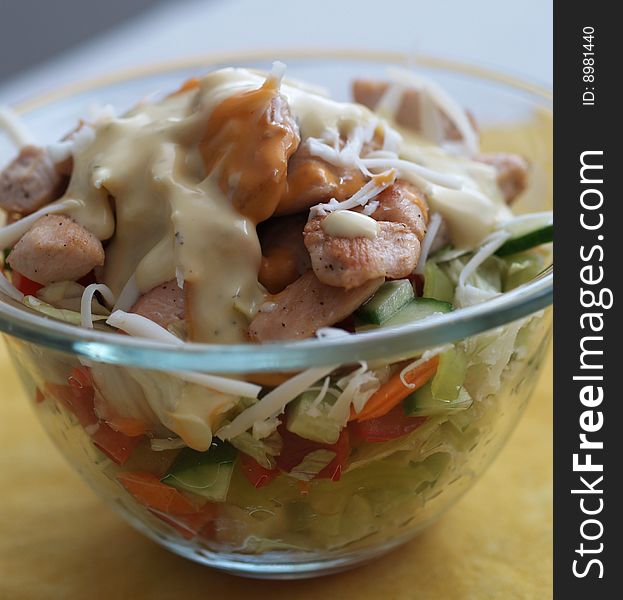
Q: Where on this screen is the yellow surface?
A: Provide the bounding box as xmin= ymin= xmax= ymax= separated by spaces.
xmin=0 ymin=339 xmax=552 ymax=599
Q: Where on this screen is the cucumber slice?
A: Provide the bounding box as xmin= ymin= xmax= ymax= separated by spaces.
xmin=403 ymin=382 xmax=472 ymax=416
xmin=287 ymin=390 xmax=341 ymax=444
xmin=161 ymin=441 xmax=237 ymax=502
xmin=381 ymin=297 xmax=452 ymax=328
xmin=403 ymin=347 xmax=470 ymax=416
xmin=423 ymin=261 xmax=455 ymax=303
xmin=355 ymin=279 xmax=414 ymax=325
xmin=431 ymin=347 xmax=468 ymax=401
xmin=503 ymin=251 xmax=547 ymax=291
xmin=495 ymin=224 xmax=553 ymax=257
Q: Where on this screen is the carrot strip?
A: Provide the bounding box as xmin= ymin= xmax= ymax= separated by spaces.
xmin=116 ymin=471 xmax=201 ymax=515
xmin=352 ymin=356 xmax=439 ymax=422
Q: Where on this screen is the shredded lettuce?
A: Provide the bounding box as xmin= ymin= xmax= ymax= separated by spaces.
xmin=23 ymin=295 xmax=108 ymax=326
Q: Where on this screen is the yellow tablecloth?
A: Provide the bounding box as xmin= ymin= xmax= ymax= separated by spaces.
xmin=0 ymin=340 xmax=552 ymax=599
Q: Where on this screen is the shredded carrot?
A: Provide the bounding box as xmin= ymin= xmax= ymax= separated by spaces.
xmin=351 ymin=356 xmax=439 ymax=422
xmin=116 ymin=471 xmax=201 ymax=515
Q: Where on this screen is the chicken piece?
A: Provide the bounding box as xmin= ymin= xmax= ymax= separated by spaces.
xmin=304 ymin=180 xmax=429 ymax=289
xmin=257 ymin=213 xmax=311 ymax=293
xmin=352 ymin=80 xmax=476 ymax=141
xmin=0 ymin=146 xmax=67 ymax=215
xmin=475 ymin=152 xmax=530 ymax=204
xmin=275 ymin=148 xmax=366 ymax=216
xmin=200 ymin=78 xmax=300 ymax=223
xmin=130 ymin=280 xmax=185 ymax=329
xmin=249 ymin=270 xmax=382 ymax=342
xmin=7 ymin=214 xmax=104 ymax=285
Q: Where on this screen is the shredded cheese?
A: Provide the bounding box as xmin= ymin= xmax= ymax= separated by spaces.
xmin=106 ymin=310 xmax=184 ymax=345
xmin=106 ymin=310 xmax=261 ymax=399
xmin=80 ymin=284 xmax=115 ymax=329
xmin=399 ymin=345 xmax=450 ymax=388
xmin=310 ymin=170 xmax=396 ymax=216
xmin=387 ymin=67 xmax=480 ymax=156
xmin=0 ymin=106 xmax=36 ymax=148
xmin=328 ymin=361 xmax=382 ymax=422
xmin=414 ymin=211 xmax=443 ymax=275
xmin=215 ymin=364 xmax=338 ymax=440
xmin=113 ymin=274 xmax=140 ymax=312
xmin=361 ymin=157 xmax=463 ymax=190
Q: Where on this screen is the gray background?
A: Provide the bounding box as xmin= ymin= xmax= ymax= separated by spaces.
xmin=0 ymin=0 xmax=162 ymax=82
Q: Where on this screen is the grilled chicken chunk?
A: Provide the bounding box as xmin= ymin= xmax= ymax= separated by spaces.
xmin=7 ymin=214 xmax=104 ymax=284
xmin=475 ymin=152 xmax=530 ymax=204
xmin=249 ymin=270 xmax=382 ymax=342
xmin=304 ymin=180 xmax=429 ymax=289
xmin=258 ymin=213 xmax=311 ymax=294
xmin=0 ymin=146 xmax=67 ymax=215
xmin=130 ymin=280 xmax=185 ymax=329
xmin=352 ymin=79 xmax=473 ymax=141
xmin=276 ymin=148 xmax=366 ymax=216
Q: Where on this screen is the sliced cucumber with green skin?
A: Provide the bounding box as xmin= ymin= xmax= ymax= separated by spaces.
xmin=403 ymin=382 xmax=472 ymax=416
xmin=161 ymin=441 xmax=237 ymax=502
xmin=431 ymin=347 xmax=467 ymax=401
xmin=423 ymin=261 xmax=455 ymax=303
xmin=495 ymin=224 xmax=553 ymax=257
xmin=287 ymin=390 xmax=341 ymax=444
xmin=355 ymin=279 xmax=414 ymax=325
xmin=381 ymin=297 xmax=452 ymax=328
xmin=503 ymin=251 xmax=547 ymax=291
xmin=403 ymin=347 xmax=470 ymax=416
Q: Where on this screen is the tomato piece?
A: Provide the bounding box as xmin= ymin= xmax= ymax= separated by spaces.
xmin=349 ymin=406 xmax=427 ymax=443
xmin=35 ymin=388 xmax=45 ymax=404
xmin=239 ymin=454 xmax=278 ymax=489
xmin=92 ymin=424 xmax=143 ymax=465
xmin=318 ymin=427 xmax=350 ymax=481
xmin=149 ymin=503 xmax=217 ymax=540
xmin=11 ymin=271 xmax=43 ymax=296
xmin=44 ymin=381 xmax=98 ymax=427
xmin=46 ymin=367 xmax=143 ymax=465
xmin=276 ymin=423 xmax=351 ymax=481
xmin=116 ymin=471 xmax=201 ymax=515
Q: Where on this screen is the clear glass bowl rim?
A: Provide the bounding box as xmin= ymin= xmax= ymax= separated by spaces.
xmin=0 ymin=49 xmax=553 ymax=373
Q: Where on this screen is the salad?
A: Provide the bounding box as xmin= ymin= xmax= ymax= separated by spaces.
xmin=0 ymin=63 xmax=552 ymax=555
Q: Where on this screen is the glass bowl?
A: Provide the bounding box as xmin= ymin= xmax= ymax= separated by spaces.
xmin=0 ymin=50 xmax=552 ymax=579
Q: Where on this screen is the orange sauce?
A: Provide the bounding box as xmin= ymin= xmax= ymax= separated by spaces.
xmin=200 ymin=77 xmax=300 ymax=224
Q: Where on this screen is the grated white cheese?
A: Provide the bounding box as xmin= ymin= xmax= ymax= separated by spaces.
xmin=215 ymin=364 xmax=338 ymax=440
xmin=329 ymin=361 xmax=380 ymax=423
xmin=454 ymin=229 xmax=511 ymax=308
xmin=112 ymin=274 xmax=140 ymax=312
xmin=106 ymin=310 xmax=261 ymax=399
xmin=399 ymin=345 xmax=451 ymax=388
xmin=361 ymin=157 xmax=463 ymax=190
xmin=46 ymin=140 xmax=73 ymax=164
xmin=310 ymin=170 xmax=396 ymax=216
xmin=0 ymin=106 xmax=36 ymax=148
xmin=414 ymin=211 xmax=443 ymax=275
xmin=387 ymin=67 xmax=480 ymax=156
xmin=106 ymin=310 xmax=184 ymax=345
xmin=80 ymin=284 xmax=115 ymax=329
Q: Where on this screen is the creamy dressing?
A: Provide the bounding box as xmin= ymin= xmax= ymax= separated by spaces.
xmin=45 ymin=66 xmax=511 ymax=347
xmin=321 ymin=210 xmax=379 ymax=239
